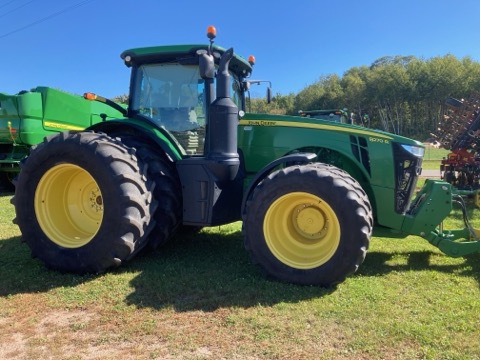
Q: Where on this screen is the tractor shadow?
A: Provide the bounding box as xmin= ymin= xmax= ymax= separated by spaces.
xmin=123 ymin=229 xmax=334 ymax=311
xmin=1 ymin=192 xmax=95 ymax=297
xmin=0 ymin=186 xmax=15 ymax=196
xmin=357 ymin=248 xmax=480 ymax=284
xmin=0 ymin=235 xmax=101 ymax=296
xmin=0 ymin=229 xmax=334 ymax=310
xmin=2 ymin=228 xmax=480 ymax=311
xmin=123 ymin=231 xmax=480 ymax=311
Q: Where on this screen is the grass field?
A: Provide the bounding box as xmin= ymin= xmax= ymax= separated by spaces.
xmin=422 ymin=146 xmax=449 ymax=170
xmin=1 ymin=188 xmax=480 ymax=360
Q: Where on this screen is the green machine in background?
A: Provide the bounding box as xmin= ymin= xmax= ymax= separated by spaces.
xmin=0 ymin=86 xmax=125 ymax=188
xmin=298 ymin=108 xmax=351 ymax=124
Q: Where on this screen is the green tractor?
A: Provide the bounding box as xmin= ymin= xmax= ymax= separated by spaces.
xmin=11 ymin=26 xmax=480 ymax=286
xmin=0 ymin=86 xmax=125 ymax=190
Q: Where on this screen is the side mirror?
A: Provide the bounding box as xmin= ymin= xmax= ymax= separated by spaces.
xmin=198 ymin=50 xmax=215 ymax=79
xmin=266 ymin=87 xmax=272 ymax=104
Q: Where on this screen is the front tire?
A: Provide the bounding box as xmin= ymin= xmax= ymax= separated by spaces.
xmin=12 ymin=131 xmax=157 ymax=273
xmin=243 ymin=163 xmax=372 ymax=286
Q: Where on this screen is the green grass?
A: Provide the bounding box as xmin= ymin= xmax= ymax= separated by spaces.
xmin=1 ymin=192 xmax=480 ymax=359
xmin=422 ymin=146 xmax=449 ymax=170
xmin=423 ymin=146 xmax=449 ymax=161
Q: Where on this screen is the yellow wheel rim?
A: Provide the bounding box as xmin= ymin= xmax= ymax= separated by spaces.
xmin=34 ymin=163 xmax=103 ymax=248
xmin=264 ymin=192 xmax=340 ymax=269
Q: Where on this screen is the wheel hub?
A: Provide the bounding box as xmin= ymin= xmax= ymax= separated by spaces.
xmin=293 ymin=203 xmax=328 ymax=239
xmin=35 ymin=163 xmax=103 ymax=248
xmin=263 ymin=192 xmax=341 ymax=269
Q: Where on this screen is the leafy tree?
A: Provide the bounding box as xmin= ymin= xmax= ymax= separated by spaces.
xmin=289 ymin=54 xmax=480 ymax=140
xmin=112 ymin=94 xmax=129 ymax=104
xmin=294 ymin=81 xmax=325 ymax=112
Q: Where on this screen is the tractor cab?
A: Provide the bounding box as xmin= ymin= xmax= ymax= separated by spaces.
xmin=121 ymin=37 xmax=254 ymax=155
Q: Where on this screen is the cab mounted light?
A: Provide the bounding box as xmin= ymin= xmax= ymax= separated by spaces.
xmin=206 ymin=25 xmax=216 ymax=40
xmin=205 ymin=25 xmax=217 ymax=57
xmin=83 ymin=92 xmax=98 ymax=101
xmin=248 ymin=55 xmax=255 ymax=66
xmin=123 ymin=55 xmax=132 ymax=66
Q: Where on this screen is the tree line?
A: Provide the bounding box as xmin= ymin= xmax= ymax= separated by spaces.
xmin=249 ymin=54 xmax=480 ymax=141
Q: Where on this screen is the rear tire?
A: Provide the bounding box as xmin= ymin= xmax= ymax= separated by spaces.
xmin=11 ymin=131 xmax=156 ymax=273
xmin=243 ymin=163 xmax=372 ymax=286
xmin=110 ymin=135 xmax=182 ymax=249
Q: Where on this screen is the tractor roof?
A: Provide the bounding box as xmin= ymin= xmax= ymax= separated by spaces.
xmin=120 ymin=44 xmax=253 ymax=78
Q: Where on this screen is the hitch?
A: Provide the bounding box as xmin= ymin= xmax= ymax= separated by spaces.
xmin=402 ymin=179 xmax=480 ymax=257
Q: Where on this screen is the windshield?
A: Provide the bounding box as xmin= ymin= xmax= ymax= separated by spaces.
xmin=131 ymin=63 xmax=242 ymax=132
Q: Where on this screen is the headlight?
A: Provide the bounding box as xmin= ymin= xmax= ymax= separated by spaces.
xmin=401 ymin=144 xmax=424 ymax=157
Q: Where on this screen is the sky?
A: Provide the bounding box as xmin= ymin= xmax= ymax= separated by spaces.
xmin=1 ymin=0 xmax=480 ymax=99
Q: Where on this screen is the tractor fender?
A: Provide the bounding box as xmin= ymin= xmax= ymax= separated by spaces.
xmin=87 ymin=120 xmax=183 ymax=161
xmin=241 ymin=152 xmax=317 ymax=214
